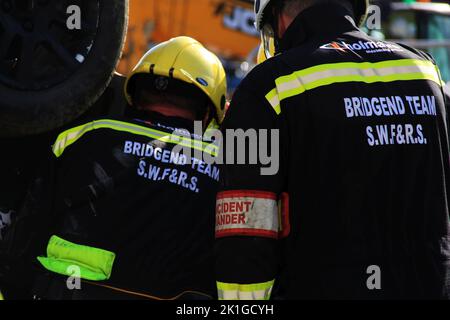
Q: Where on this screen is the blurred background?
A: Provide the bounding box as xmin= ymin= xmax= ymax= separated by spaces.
xmin=116 ymin=0 xmax=450 ymax=96
xmin=116 ymin=0 xmax=259 ymax=94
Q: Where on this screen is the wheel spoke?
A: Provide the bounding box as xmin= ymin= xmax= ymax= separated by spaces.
xmin=15 ymin=39 xmax=34 ymax=85
xmin=0 ymin=31 xmax=15 ymax=59
xmin=45 ymin=34 xmax=79 ymax=70
xmin=79 ymin=22 xmax=98 ymax=35
xmin=45 ymin=4 xmax=65 ymax=23
xmin=15 ymin=0 xmax=34 ymax=11
xmin=0 ymin=13 xmax=22 ymax=37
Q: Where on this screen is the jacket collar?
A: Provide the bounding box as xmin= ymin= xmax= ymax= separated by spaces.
xmin=279 ymin=2 xmax=359 ymax=52
xmin=127 ymin=110 xmax=197 ymax=132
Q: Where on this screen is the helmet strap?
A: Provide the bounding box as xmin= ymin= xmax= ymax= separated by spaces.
xmin=266 ymin=0 xmax=285 ymax=56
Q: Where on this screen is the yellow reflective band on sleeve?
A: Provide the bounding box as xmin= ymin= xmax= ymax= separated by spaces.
xmin=52 ymin=119 xmax=219 ymax=158
xmin=265 ymin=89 xmax=281 ymax=115
xmin=0 ymin=290 xmax=4 ymax=300
xmin=217 ymin=280 xmax=274 ymax=300
xmin=266 ymin=59 xmax=443 ymax=115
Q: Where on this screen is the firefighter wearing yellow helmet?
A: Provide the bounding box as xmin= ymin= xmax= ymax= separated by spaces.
xmin=26 ymin=36 xmax=227 ymax=300
xmin=125 ymin=36 xmax=227 ymax=127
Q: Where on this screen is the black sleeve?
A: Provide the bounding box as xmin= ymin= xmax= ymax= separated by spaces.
xmin=444 ymin=85 xmax=450 ymax=141
xmin=215 ymin=73 xmax=287 ymax=299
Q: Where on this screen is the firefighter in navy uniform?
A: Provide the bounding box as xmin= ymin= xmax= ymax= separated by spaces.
xmin=216 ymin=0 xmax=450 ymax=299
xmin=25 ymin=36 xmax=227 ymax=299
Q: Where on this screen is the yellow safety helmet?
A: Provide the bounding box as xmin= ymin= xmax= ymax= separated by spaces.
xmin=124 ymin=36 xmax=228 ymax=124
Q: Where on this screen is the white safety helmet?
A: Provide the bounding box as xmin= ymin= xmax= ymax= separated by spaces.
xmin=254 ymin=0 xmax=277 ymax=60
xmin=254 ymin=0 xmax=369 ymax=59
